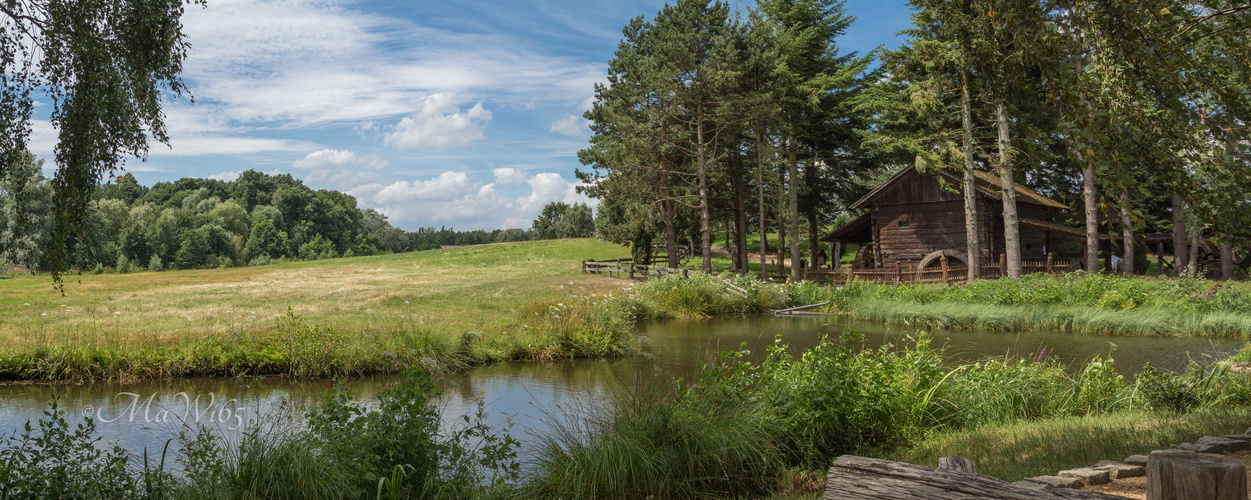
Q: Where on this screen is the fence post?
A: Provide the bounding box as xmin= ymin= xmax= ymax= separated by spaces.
xmin=581 ymin=260 xmax=586 ymax=274
xmin=1046 ymin=253 xmax=1053 ymax=274
xmin=998 ymin=253 xmax=1006 ymax=278
xmin=941 ymin=255 xmax=949 ymax=283
xmin=683 ymin=269 xmax=689 ymax=279
xmin=895 ymin=262 xmax=902 ymax=283
xmin=629 ymin=263 xmax=634 ymax=280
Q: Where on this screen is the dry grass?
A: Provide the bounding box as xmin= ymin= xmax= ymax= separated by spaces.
xmin=0 ymin=239 xmax=633 ymax=380
xmin=0 ymin=239 xmax=627 ymax=344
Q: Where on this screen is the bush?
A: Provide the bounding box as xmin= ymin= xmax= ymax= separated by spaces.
xmin=1137 ymin=363 xmax=1200 ymax=414
xmin=116 ymin=254 xmax=132 ymax=274
xmin=148 ymin=255 xmax=163 ymax=272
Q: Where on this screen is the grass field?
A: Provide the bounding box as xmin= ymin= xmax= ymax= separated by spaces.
xmin=0 ymin=239 xmax=635 ymax=381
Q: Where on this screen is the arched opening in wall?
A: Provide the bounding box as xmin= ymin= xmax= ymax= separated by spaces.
xmin=916 ymin=249 xmax=968 ymax=271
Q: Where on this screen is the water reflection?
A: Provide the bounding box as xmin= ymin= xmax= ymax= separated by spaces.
xmin=0 ymin=317 xmax=1243 ymax=461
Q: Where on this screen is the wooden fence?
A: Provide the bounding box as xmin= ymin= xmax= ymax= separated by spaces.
xmin=582 ymin=259 xmax=688 ymax=279
xmin=806 ymin=253 xmax=1075 ymax=285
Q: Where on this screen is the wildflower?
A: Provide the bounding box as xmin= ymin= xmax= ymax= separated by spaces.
xmin=404 ymin=300 xmax=410 ymax=305
xmin=41 ymin=312 xmax=47 ymax=317
xmin=1036 ymin=348 xmax=1046 ymax=362
xmin=23 ymin=303 xmax=29 ymax=306
xmin=114 ymin=311 xmax=121 ymax=315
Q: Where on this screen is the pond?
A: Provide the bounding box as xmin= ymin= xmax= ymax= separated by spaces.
xmin=0 ymin=316 xmax=1244 ymax=462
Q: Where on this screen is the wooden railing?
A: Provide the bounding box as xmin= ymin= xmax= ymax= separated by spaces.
xmin=582 ymin=259 xmax=688 ymax=279
xmin=807 ymin=253 xmax=1075 ymax=284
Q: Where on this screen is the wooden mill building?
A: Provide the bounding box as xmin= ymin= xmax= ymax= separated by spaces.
xmin=821 ymin=166 xmax=1092 ymax=277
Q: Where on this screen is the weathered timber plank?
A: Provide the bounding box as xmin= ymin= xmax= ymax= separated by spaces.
xmin=825 ymin=455 xmax=1125 ymax=500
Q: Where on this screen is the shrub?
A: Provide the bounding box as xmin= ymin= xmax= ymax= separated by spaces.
xmin=1136 ymin=363 xmax=1200 ymax=414
xmin=116 ymin=254 xmax=132 ymax=274
xmin=148 ymin=255 xmax=163 ymax=272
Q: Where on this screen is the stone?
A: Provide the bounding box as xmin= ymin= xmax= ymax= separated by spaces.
xmin=1172 ymin=442 xmax=1224 ymax=453
xmin=1094 ymin=462 xmax=1146 ymax=479
xmin=1198 ymin=436 xmax=1250 ymax=452
xmin=1124 ymin=454 xmax=1149 ymax=467
xmin=1058 ymin=467 xmax=1111 ymax=486
xmin=1021 ymin=475 xmax=1085 ymax=489
xmin=1221 ymin=433 xmax=1251 ymax=442
xmin=1011 ymin=480 xmax=1047 ymax=490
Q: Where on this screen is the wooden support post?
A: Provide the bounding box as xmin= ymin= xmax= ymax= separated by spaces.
xmin=895 ymin=262 xmax=902 ymax=283
xmin=1147 ymin=449 xmax=1246 ymax=500
xmin=629 ymin=264 xmax=634 ymax=280
xmin=1046 ymin=252 xmax=1054 ymax=274
xmin=833 ymin=242 xmax=842 ymax=269
xmin=998 ymin=253 xmax=1006 ymax=278
xmin=940 ymin=255 xmax=949 ymax=283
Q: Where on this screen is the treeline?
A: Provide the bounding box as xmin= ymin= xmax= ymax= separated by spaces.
xmin=0 ymin=160 xmax=593 ymax=272
xmin=581 ymin=0 xmax=1250 ymax=279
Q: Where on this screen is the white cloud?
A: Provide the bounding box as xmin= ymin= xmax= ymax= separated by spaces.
xmin=208 ymin=170 xmax=241 ymax=182
xmin=492 ymin=167 xmax=527 ymax=185
xmin=384 ymin=94 xmax=493 ymax=150
xmin=548 ymin=114 xmax=589 ymax=138
xmin=292 ymin=149 xmax=390 ymax=190
xmin=349 ymin=170 xmax=596 ymax=230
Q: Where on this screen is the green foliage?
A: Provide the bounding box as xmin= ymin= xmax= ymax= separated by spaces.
xmin=1137 ymin=363 xmax=1200 ymax=415
xmin=0 ymin=399 xmax=145 ymax=499
xmin=299 ymin=234 xmax=339 ymax=260
xmin=306 ymin=370 xmax=519 ymax=498
xmin=520 ymin=380 xmax=782 ymax=499
xmin=147 ymin=254 xmax=163 ymax=272
xmin=244 ymin=214 xmax=288 ymax=261
xmin=530 ymin=202 xmax=596 ymax=240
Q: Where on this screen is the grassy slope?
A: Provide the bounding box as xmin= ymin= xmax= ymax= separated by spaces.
xmin=884 ymin=407 xmax=1251 ymax=481
xmin=0 ymin=239 xmax=631 ymax=380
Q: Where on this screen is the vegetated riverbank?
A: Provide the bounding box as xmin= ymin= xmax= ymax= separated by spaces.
xmin=828 ymin=272 xmax=1251 ymax=338
xmin=10 ymin=329 xmax=1245 ymax=499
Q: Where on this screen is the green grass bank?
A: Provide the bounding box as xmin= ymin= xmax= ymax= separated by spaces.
xmin=825 ymin=272 xmax=1251 ymax=338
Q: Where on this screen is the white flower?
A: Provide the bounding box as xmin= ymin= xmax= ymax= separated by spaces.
xmin=114 ymin=311 xmax=121 ymax=315
xmin=404 ymin=300 xmax=410 ymax=305
xmin=23 ymin=303 xmax=29 ymax=306
xmin=40 ymin=313 xmax=47 ymax=316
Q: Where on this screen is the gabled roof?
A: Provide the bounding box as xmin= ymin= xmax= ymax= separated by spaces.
xmin=849 ymin=165 xmax=1068 ymax=210
xmin=820 ymin=212 xmax=872 ymax=243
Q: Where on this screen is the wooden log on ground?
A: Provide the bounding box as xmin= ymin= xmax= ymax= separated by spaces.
xmin=825 ymin=455 xmax=1126 ymax=499
xmin=938 ymin=456 xmax=978 ymax=474
xmin=1147 ymin=450 xmax=1247 ymax=500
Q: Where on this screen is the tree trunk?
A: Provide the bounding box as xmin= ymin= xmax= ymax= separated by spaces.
xmin=696 ymin=109 xmax=711 ymax=273
xmin=1172 ymin=193 xmax=1187 ymax=277
xmin=757 ymin=124 xmax=769 ymax=280
xmin=1083 ymin=161 xmax=1099 ymax=273
xmin=1188 ymin=229 xmax=1201 ymax=276
xmin=1221 ymin=240 xmax=1234 ymax=280
xmin=1147 ymin=449 xmax=1247 ymax=500
xmin=660 ymin=121 xmax=679 ymax=268
xmin=788 ymin=135 xmax=801 ymax=281
xmin=995 ymin=103 xmax=1021 ymax=279
xmin=808 ymin=212 xmax=819 ymax=271
xmin=960 ymin=72 xmax=981 ymax=281
xmin=1119 ymin=188 xmax=1134 ymax=275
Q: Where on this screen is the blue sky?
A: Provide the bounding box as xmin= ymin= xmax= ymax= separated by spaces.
xmin=30 ymin=0 xmax=914 ymax=231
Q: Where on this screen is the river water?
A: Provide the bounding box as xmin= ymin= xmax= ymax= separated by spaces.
xmin=0 ymin=316 xmax=1243 ymax=461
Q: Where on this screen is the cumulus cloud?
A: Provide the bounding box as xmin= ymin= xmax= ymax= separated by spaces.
xmin=292 ymin=149 xmax=390 ymax=190
xmin=548 ymin=114 xmax=589 ymax=137
xmin=384 ymin=94 xmax=493 ymax=150
xmin=350 ymin=170 xmax=595 ymax=230
xmin=492 ymin=167 xmax=527 ymax=185
xmin=208 ymin=171 xmax=241 ymax=182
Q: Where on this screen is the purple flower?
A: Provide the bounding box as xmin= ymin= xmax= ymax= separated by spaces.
xmin=1036 ymin=348 xmax=1046 ymax=362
